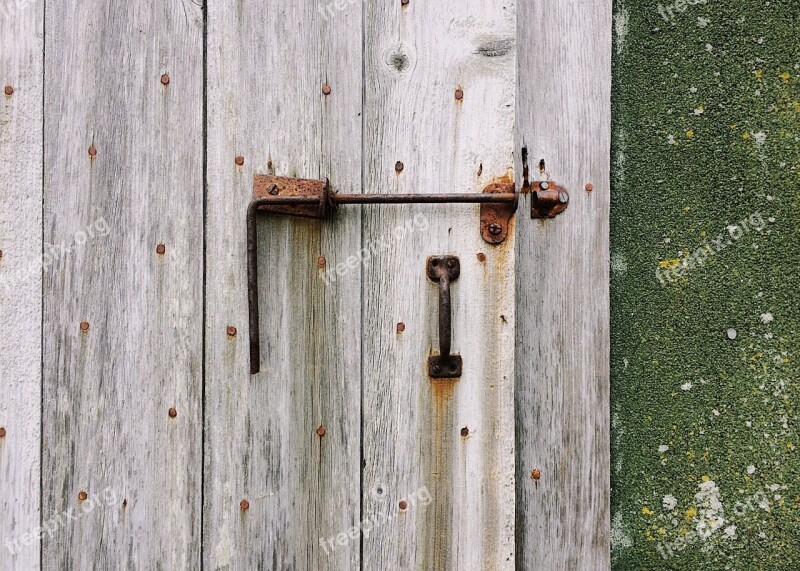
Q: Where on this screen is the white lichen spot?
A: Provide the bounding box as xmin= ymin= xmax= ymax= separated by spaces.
xmin=760 ymin=313 xmax=774 ymax=324
xmin=663 ymin=494 xmax=678 ymax=511
xmin=690 ymin=86 xmax=698 ymax=93
xmin=698 ymin=17 xmax=710 ymax=27
xmin=659 ymin=444 xmax=670 ymax=454
xmin=724 ymin=525 xmax=737 ymax=540
xmin=667 ymin=134 xmax=676 ymax=145
xmin=611 ymin=253 xmax=629 ymax=276
xmin=712 ymin=408 xmax=720 ymax=416
xmin=747 ymin=465 xmax=756 ymax=474
xmin=746 ymin=421 xmax=753 ymax=428
xmin=611 ymin=512 xmax=633 ymax=550
xmin=752 ymin=131 xmax=767 ymax=145
xmin=705 ymin=43 xmax=714 ymax=52
xmin=727 ymin=328 xmax=738 ymax=340
xmin=681 ymin=382 xmax=693 ymax=391
xmin=693 ymin=107 xmax=705 ymax=115
xmin=614 ymin=7 xmax=629 ymax=56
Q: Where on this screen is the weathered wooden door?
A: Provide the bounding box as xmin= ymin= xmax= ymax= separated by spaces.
xmin=1 ymin=0 xmax=610 ymax=569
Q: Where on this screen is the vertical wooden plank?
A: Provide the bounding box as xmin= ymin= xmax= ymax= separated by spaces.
xmin=204 ymin=1 xmax=362 ymax=569
xmin=0 ymin=4 xmax=43 ymax=568
xmin=42 ymin=2 xmax=204 ymax=568
xmin=362 ymin=1 xmax=516 ymax=569
xmin=514 ymin=0 xmax=612 ymax=568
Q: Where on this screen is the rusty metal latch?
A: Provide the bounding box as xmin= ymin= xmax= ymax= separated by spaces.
xmin=247 ymin=174 xmax=568 ymax=374
xmin=427 ymin=256 xmax=462 ymax=379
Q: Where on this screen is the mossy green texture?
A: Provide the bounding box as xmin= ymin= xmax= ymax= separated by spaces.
xmin=611 ymin=1 xmax=799 ymax=569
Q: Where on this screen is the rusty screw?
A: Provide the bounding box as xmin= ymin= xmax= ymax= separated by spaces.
xmin=88 ymin=146 xmax=97 ymax=157
xmin=168 ymin=407 xmax=177 ymax=418
xmin=322 ymin=84 xmax=332 ymax=95
xmin=160 ymin=74 xmax=170 ymax=86
xmin=585 ymin=182 xmax=594 ymax=192
xmin=399 ymin=500 xmax=408 ymax=510
xmin=0 ymin=427 xmax=6 ymax=438
xmin=477 ymin=253 xmax=486 ymax=262
xmin=235 ymin=155 xmax=245 ymax=166
xmin=558 ymin=191 xmax=569 ymax=204
xmin=80 ymin=321 xmax=90 ymax=332
xmin=4 ymin=85 xmax=13 ymax=96
xmin=240 ymin=499 xmax=250 ymax=511
xmin=317 ymin=256 xmax=326 ymax=268
xmin=396 ymin=322 xmax=405 ymax=333
xmin=460 ymin=427 xmax=469 ymax=437
xmin=316 ymin=425 xmax=326 ymax=437
xmin=78 ymin=491 xmax=88 ymax=501
xmin=488 ymin=223 xmax=502 ymax=236
xmin=395 ymin=161 xmax=404 ymax=173
xmin=431 ymin=364 xmax=441 ymax=374
xmin=539 ymin=181 xmax=549 ymax=191
xmin=156 ymin=244 xmax=166 ymax=255
xmin=531 ymin=469 xmax=541 ymax=480
xmin=227 ymin=326 xmax=237 ymax=337
xmin=454 ymin=88 xmax=464 ymax=100
xmin=268 ymin=184 xmax=279 ymax=195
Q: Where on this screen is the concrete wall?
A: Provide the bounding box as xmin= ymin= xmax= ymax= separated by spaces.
xmin=611 ymin=0 xmax=799 ymax=568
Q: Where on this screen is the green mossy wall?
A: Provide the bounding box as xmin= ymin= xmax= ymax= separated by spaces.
xmin=610 ymin=1 xmax=799 ymax=568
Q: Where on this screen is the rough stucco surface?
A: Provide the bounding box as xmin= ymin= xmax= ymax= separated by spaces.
xmin=610 ymin=1 xmax=799 ymax=569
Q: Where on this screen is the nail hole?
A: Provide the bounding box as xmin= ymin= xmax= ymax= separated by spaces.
xmin=322 ymin=84 xmax=332 ymax=95
xmin=395 ymin=161 xmax=404 ymax=173
xmin=227 ymin=326 xmax=237 ymax=337
xmin=168 ymin=407 xmax=177 ymax=419
xmin=78 ymin=491 xmax=88 ymax=501
xmin=477 ymin=253 xmax=486 ymax=262
xmin=585 ymin=183 xmax=594 ymax=192
xmin=4 ymin=85 xmax=13 ymax=96
xmin=396 ymin=322 xmax=405 ymax=333
xmin=234 ymin=156 xmax=244 ymax=166
xmin=0 ymin=427 xmax=6 ymax=438
xmin=88 ymin=146 xmax=97 ymax=157
xmin=156 ymin=244 xmax=166 ymax=255
xmin=460 ymin=427 xmax=469 ymax=437
xmin=316 ymin=425 xmax=326 ymax=437
xmin=160 ymin=74 xmax=170 ymax=86
xmin=531 ymin=469 xmax=541 ymax=480
xmin=240 ymin=499 xmax=250 ymax=511
xmin=80 ymin=321 xmax=90 ymax=332
xmin=317 ymin=256 xmax=326 ymax=268
xmin=399 ymin=500 xmax=408 ymax=510
xmin=454 ymin=88 xmax=464 ymax=100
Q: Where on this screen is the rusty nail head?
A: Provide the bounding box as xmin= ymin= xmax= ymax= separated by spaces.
xmin=88 ymin=146 xmax=97 ymax=157
xmin=395 ymin=161 xmax=404 ymax=173
xmin=460 ymin=427 xmax=469 ymax=437
xmin=156 ymin=244 xmax=166 ymax=255
xmin=585 ymin=182 xmax=594 ymax=192
xmin=317 ymin=256 xmax=326 ymax=268
xmin=227 ymin=326 xmax=237 ymax=337
xmin=531 ymin=469 xmax=541 ymax=480
xmin=78 ymin=491 xmax=88 ymax=501
xmin=160 ymin=74 xmax=170 ymax=85
xmin=0 ymin=427 xmax=6 ymax=438
xmin=235 ymin=156 xmax=245 ymax=166
xmin=4 ymin=85 xmax=13 ymax=96
xmin=240 ymin=499 xmax=250 ymax=511
xmin=316 ymin=425 xmax=326 ymax=437
xmin=168 ymin=407 xmax=177 ymax=418
xmin=399 ymin=500 xmax=408 ymax=510
xmin=322 ymin=84 xmax=332 ymax=95
xmin=488 ymin=223 xmax=502 ymax=236
xmin=396 ymin=322 xmax=405 ymax=333
xmin=454 ymin=88 xmax=464 ymax=100
xmin=401 ymin=0 xmax=409 ymax=4
xmin=477 ymin=253 xmax=486 ymax=262
xmin=0 ymin=250 xmax=3 ymax=259
xmin=431 ymin=364 xmax=441 ymax=374
xmin=80 ymin=321 xmax=90 ymax=332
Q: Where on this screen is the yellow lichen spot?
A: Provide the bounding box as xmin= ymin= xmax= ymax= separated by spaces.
xmin=642 ymin=506 xmax=655 ymax=516
xmin=659 ymin=258 xmax=681 ymax=269
xmin=686 ymin=130 xmax=694 ymax=138
xmin=701 ymin=475 xmax=711 ymax=482
xmin=700 ymin=231 xmax=707 ymax=237
xmin=792 ymin=101 xmax=800 ymax=113
xmin=779 ymin=72 xmax=791 ymax=83
xmin=685 ymin=507 xmax=697 ymax=521
xmin=730 ymin=124 xmax=738 ymax=129
xmin=683 ymin=206 xmax=691 ymax=213
xmin=658 ymin=528 xmax=667 ymax=536
xmin=743 ymin=132 xmax=751 ymax=140
xmin=788 ymin=442 xmax=795 ymax=451
xmin=754 ymin=70 xmax=763 ymax=80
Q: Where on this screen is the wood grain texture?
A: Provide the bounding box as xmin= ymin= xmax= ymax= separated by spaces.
xmin=204 ymin=1 xmax=363 ymax=569
xmin=362 ymin=1 xmax=516 ymax=569
xmin=42 ymin=1 xmax=204 ymax=568
xmin=0 ymin=4 xmax=43 ymax=568
xmin=514 ymin=0 xmax=612 ymax=568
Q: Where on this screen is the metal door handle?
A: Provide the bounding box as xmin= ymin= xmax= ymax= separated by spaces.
xmin=427 ymin=256 xmax=462 ymax=378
